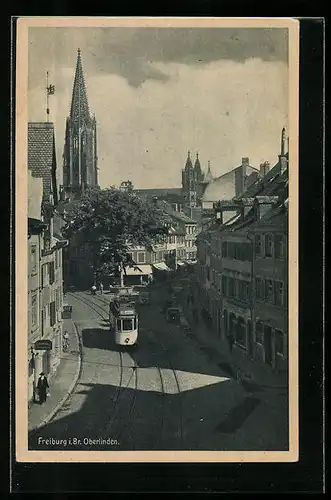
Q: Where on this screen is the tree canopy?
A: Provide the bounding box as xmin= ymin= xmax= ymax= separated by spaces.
xmin=61 ymin=186 xmax=170 ymax=276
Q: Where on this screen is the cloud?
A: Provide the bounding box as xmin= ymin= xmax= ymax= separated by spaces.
xmin=28 ymin=56 xmax=288 ymax=190
xmin=28 ymin=27 xmax=288 ymax=89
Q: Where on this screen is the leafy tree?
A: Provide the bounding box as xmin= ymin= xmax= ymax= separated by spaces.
xmin=61 ymin=186 xmax=170 ymax=281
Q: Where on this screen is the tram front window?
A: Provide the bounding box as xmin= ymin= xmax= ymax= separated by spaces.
xmin=122 ymin=318 xmax=133 ymax=331
xmin=116 ymin=319 xmax=121 ymax=331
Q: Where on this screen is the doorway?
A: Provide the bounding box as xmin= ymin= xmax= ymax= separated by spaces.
xmin=247 ymin=320 xmax=253 ymax=358
xmin=264 ymin=325 xmax=273 ymax=366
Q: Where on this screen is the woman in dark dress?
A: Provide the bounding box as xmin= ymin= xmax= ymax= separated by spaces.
xmin=37 ymin=372 xmax=49 ymax=405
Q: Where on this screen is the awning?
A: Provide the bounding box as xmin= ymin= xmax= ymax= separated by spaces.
xmin=152 ymin=262 xmax=171 ymax=272
xmin=125 ymin=264 xmax=152 ymax=276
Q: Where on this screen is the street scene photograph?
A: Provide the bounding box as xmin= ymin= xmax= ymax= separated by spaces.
xmin=17 ymin=18 xmax=299 ymax=461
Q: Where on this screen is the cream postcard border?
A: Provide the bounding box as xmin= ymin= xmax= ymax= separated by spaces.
xmin=15 ymin=16 xmax=299 ymax=463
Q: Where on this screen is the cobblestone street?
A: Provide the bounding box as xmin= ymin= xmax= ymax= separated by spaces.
xmin=28 ymin=283 xmax=289 ymax=451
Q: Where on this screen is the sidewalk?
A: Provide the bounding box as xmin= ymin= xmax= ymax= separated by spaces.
xmin=28 ymin=318 xmax=82 ymax=432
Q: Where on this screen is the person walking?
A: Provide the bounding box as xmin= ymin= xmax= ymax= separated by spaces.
xmin=91 ymin=284 xmax=97 ymax=295
xmin=228 ymin=332 xmax=234 ymax=353
xmin=37 ymin=372 xmax=49 ymax=405
xmin=99 ymin=282 xmax=104 ymax=294
xmin=63 ymin=330 xmax=70 ymax=352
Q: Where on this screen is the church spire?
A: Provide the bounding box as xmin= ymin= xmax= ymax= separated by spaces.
xmin=70 ymin=48 xmax=90 ymax=123
xmin=185 ymin=150 xmax=193 ymax=170
xmin=194 ymin=151 xmax=202 ymax=176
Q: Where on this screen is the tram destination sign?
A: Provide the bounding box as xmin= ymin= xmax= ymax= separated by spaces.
xmin=34 ymin=339 xmax=52 ymax=351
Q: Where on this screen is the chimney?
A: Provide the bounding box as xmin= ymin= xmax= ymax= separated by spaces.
xmin=278 ymin=127 xmax=288 ymax=175
xmin=281 ymin=127 xmax=286 ymax=156
xmin=259 ymin=161 xmax=270 ymax=178
xmin=216 ymin=209 xmax=223 ymax=224
xmin=242 ymin=157 xmax=249 ymax=169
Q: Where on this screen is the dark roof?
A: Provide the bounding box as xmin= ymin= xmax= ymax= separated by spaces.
xmin=236 ymin=155 xmax=288 ymax=200
xmin=134 ymin=188 xmax=182 ymax=198
xmin=250 ymin=205 xmax=288 ymax=230
xmin=28 ymin=122 xmax=57 ymax=203
xmin=156 ymin=200 xmax=196 ymax=224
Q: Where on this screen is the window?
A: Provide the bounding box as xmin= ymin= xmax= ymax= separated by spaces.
xmin=265 ymin=233 xmax=273 ymax=258
xmin=41 ymin=308 xmax=45 ymax=336
xmin=256 ymin=321 xmax=264 ymax=344
xmin=50 ymin=301 xmax=56 ymax=326
xmin=255 ymin=234 xmax=262 ymax=256
xmin=265 ymin=279 xmax=274 ymax=303
xmin=274 ymin=281 xmax=284 ymax=306
xmin=137 ymin=252 xmax=145 ymax=264
xmin=122 ymin=319 xmax=133 ymax=331
xmin=127 ymin=252 xmax=133 ymax=262
xmin=49 ymin=262 xmax=55 ymax=284
xmin=228 ymin=242 xmax=235 ymax=259
xmin=31 ymin=294 xmax=37 ymax=326
xmin=222 ymin=241 xmax=227 ymax=258
xmin=244 ymin=282 xmax=250 ymax=301
xmin=30 ymin=245 xmax=37 ymax=275
xmin=238 ymin=280 xmax=250 ymax=301
xmin=228 ymin=278 xmax=235 ymax=298
xmin=222 ymin=275 xmax=227 ymax=295
xmin=275 ymin=329 xmax=285 ymax=355
xmin=256 ymin=277 xmax=265 ymax=300
xmin=275 ymin=234 xmax=285 ymax=259
xmin=55 ymin=250 xmax=58 ymax=268
xmin=116 ymin=319 xmax=122 ymax=331
xmin=236 ymin=318 xmax=246 ymax=347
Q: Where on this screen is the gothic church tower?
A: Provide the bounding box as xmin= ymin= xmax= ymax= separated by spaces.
xmin=62 ymin=49 xmax=98 ymax=199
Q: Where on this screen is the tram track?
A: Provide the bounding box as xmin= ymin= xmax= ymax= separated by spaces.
xmin=66 ymin=291 xmax=139 ymax=444
xmin=87 ymin=292 xmax=168 ymax=449
xmin=68 ymin=291 xmax=182 ymax=449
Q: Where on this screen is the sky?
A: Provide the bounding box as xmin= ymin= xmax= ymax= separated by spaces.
xmin=28 ymin=27 xmax=289 ymax=189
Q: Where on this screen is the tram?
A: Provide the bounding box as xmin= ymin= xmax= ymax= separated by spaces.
xmin=109 ymin=295 xmax=138 ymax=346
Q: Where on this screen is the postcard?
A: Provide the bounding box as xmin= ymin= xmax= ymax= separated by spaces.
xmin=16 ymin=16 xmax=299 ymax=463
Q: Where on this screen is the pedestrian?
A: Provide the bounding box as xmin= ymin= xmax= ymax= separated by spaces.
xmin=37 ymin=372 xmax=49 ymax=405
xmin=63 ymin=330 xmax=69 ymax=352
xmin=228 ymin=333 xmax=234 ymax=353
xmin=91 ymin=284 xmax=97 ymax=295
xmin=99 ymin=282 xmax=104 ymax=294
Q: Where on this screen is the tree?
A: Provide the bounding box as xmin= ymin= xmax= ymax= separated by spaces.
xmin=61 ymin=187 xmax=170 ymax=283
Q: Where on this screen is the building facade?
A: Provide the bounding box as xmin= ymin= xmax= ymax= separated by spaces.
xmin=195 ymin=129 xmax=289 ymax=376
xmin=28 ymin=172 xmax=46 ymax=403
xmin=28 ymin=123 xmax=67 ymax=404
